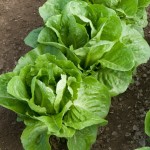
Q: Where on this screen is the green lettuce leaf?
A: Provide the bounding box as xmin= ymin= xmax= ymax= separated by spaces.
xmin=21 ymin=121 xmax=51 ymax=150
xmin=24 ymin=27 xmax=43 ymax=48
xmin=121 ymin=24 xmax=150 ymax=67
xmin=7 ymin=76 xmax=29 ymax=101
xmin=75 ymin=40 xmax=115 ymax=68
xmin=145 ymin=111 xmax=150 ymax=137
xmin=14 ymin=45 xmax=67 ymax=73
xmin=117 ymin=0 xmax=138 ymax=17
xmin=54 ymin=74 xmax=67 ymax=113
xmin=67 ymin=125 xmax=98 ymax=150
xmin=0 ymin=73 xmax=28 ymax=114
xmin=98 ymin=69 xmax=132 ymax=96
xmin=31 ymin=78 xmax=55 ymax=114
xmin=64 ymin=77 xmax=111 ymax=129
xmin=99 ymin=42 xmax=135 ymax=71
xmin=138 ymin=0 xmax=150 ymax=7
xmin=39 ymin=0 xmax=73 ymax=22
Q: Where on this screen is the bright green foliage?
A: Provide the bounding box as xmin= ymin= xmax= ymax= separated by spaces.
xmin=25 ymin=0 xmax=150 ymax=96
xmin=67 ymin=125 xmax=98 ymax=150
xmin=89 ymin=0 xmax=150 ymax=28
xmin=21 ymin=121 xmax=51 ymax=150
xmin=145 ymin=111 xmax=150 ymax=136
xmin=24 ymin=27 xmax=43 ymax=48
xmin=0 ymin=46 xmax=110 ymax=150
xmin=0 ymin=0 xmax=150 ymax=150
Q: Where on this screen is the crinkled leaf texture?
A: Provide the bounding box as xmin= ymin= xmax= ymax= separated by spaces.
xmin=121 ymin=24 xmax=150 ymax=67
xmin=63 ymin=77 xmax=111 ymax=130
xmin=98 ymin=69 xmax=132 ymax=96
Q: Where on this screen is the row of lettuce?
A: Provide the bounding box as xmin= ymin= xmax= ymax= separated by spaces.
xmin=0 ymin=0 xmax=150 ymax=150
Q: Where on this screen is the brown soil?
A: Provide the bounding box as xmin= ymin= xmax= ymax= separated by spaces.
xmin=0 ymin=1 xmax=150 ymax=150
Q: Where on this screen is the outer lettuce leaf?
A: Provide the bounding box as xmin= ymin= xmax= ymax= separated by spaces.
xmin=145 ymin=111 xmax=150 ymax=137
xmin=24 ymin=27 xmax=43 ymax=48
xmin=64 ymin=77 xmax=111 ymax=129
xmin=100 ymin=15 xmax=122 ymax=41
xmin=0 ymin=73 xmax=28 ymax=114
xmin=7 ymin=76 xmax=29 ymax=101
xmin=117 ymin=0 xmax=138 ymax=17
xmin=138 ymin=0 xmax=150 ymax=7
xmin=39 ymin=0 xmax=73 ymax=22
xmin=67 ymin=125 xmax=98 ymax=150
xmin=21 ymin=121 xmax=51 ymax=150
xmin=121 ymin=24 xmax=150 ymax=67
xmin=98 ymin=69 xmax=132 ymax=96
xmin=99 ymin=42 xmax=135 ymax=71
xmin=38 ymin=27 xmax=58 ymax=44
xmin=45 ymin=15 xmax=63 ymax=44
xmin=133 ymin=8 xmax=148 ymax=32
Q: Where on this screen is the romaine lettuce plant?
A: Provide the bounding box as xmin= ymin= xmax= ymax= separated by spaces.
xmin=0 ymin=0 xmax=150 ymax=150
xmin=26 ymin=0 xmax=150 ymax=96
xmin=0 ymin=45 xmax=110 ymax=150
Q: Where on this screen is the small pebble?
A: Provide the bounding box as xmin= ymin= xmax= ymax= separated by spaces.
xmin=133 ymin=125 xmax=139 ymax=131
xmin=112 ymin=131 xmax=118 ymax=136
xmin=125 ymin=132 xmax=131 ymax=137
xmin=139 ymin=139 xmax=146 ymax=146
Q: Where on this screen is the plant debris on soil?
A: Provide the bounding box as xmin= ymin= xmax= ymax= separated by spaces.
xmin=0 ymin=1 xmax=150 ymax=150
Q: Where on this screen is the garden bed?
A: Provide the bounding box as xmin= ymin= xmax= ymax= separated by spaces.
xmin=0 ymin=0 xmax=150 ymax=150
